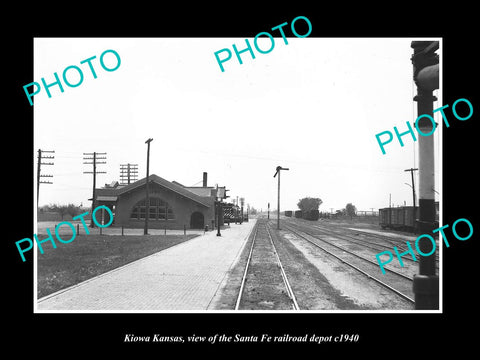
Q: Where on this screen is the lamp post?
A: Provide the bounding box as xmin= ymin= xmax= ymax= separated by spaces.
xmin=216 ymin=185 xmax=223 ymax=236
xmin=274 ymin=166 xmax=289 ymax=230
xmin=216 ymin=200 xmax=222 ymax=236
xmin=240 ymin=197 xmax=244 ymax=224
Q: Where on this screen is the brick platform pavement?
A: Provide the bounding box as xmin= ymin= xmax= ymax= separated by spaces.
xmin=36 ymin=220 xmax=256 ymax=312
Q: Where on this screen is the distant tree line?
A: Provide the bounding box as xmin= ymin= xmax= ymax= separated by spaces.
xmin=296 ymin=197 xmax=357 ymax=220
xmin=334 ymin=203 xmax=357 ymax=219
xmin=38 ymin=203 xmax=88 ymax=220
xmin=345 ymin=203 xmax=356 ymax=219
xmin=295 ymin=197 xmax=323 ymax=221
xmin=297 ymin=197 xmax=323 ymax=212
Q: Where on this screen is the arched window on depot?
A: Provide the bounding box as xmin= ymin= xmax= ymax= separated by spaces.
xmin=130 ymin=197 xmax=175 ymax=221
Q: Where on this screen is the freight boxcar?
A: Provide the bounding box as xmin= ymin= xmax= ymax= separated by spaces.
xmin=379 ymin=208 xmax=391 ymax=229
xmin=403 ymin=206 xmax=417 ymax=230
xmin=379 ymin=206 xmax=418 ymax=232
xmin=303 ymin=209 xmax=319 ymax=221
xmin=390 ymin=207 xmax=403 ymax=229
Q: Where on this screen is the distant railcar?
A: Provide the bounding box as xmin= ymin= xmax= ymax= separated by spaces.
xmin=223 ymin=203 xmax=242 ymax=223
xmin=390 ymin=207 xmax=403 ymax=228
xmin=379 ymin=208 xmax=391 ymax=229
xmin=285 ymin=210 xmax=293 ymax=217
xmin=294 ymin=210 xmax=303 ymax=218
xmin=379 ymin=206 xmax=419 ymax=232
xmin=303 ymin=209 xmax=319 ymax=221
xmin=403 ymin=206 xmax=416 ymax=230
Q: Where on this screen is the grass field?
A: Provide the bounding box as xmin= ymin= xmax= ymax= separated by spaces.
xmin=37 ymin=234 xmax=198 ymax=299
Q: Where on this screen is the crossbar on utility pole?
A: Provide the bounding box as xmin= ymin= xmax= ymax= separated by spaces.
xmin=274 ymin=166 xmax=289 ymax=230
xmin=120 ymin=163 xmax=138 ymax=185
xmin=144 ymin=138 xmax=153 ymax=235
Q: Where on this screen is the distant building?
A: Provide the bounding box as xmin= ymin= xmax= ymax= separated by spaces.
xmin=93 ymin=172 xmax=227 ymax=229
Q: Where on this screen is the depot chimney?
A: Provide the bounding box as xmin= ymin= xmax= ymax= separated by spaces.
xmin=203 ymin=172 xmax=208 ymax=187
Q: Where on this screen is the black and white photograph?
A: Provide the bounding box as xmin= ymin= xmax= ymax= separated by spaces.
xmin=32 ymin=37 xmax=442 ymax=313
xmin=7 ymin=6 xmax=479 ymax=353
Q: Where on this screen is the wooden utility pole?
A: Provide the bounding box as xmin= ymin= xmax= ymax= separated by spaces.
xmin=144 ymin=138 xmax=153 ymax=235
xmin=37 ymin=149 xmax=54 ymax=206
xmin=83 ymin=152 xmax=107 ymax=227
xmin=404 ymin=168 xmax=418 ymax=211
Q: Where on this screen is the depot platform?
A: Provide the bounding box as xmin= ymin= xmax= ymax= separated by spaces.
xmin=36 ymin=220 xmax=256 ymax=312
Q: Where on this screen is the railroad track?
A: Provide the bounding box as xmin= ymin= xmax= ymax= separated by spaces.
xmin=294 ymin=218 xmax=410 ymax=249
xmin=340 ymin=226 xmax=441 ymax=263
xmin=235 ymin=219 xmax=299 ymax=310
xmin=296 ymin=221 xmax=419 ymax=266
xmin=283 ymin=223 xmax=415 ymax=304
xmin=309 ymin=221 xmax=440 ymax=266
xmin=314 ymin=222 xmax=410 ymax=250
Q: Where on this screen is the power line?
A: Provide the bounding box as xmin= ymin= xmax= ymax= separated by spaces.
xmin=190 ymin=180 xmax=204 ymax=187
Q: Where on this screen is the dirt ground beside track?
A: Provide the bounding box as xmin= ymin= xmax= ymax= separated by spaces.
xmin=211 ymin=218 xmax=416 ymax=311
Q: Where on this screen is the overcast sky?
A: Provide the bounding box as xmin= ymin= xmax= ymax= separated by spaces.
xmin=34 ymin=37 xmax=441 ymax=213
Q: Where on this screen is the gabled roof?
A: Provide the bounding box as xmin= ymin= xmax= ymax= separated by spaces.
xmin=185 ymin=187 xmax=215 ymax=197
xmin=116 ymin=174 xmax=212 ymax=208
xmin=95 ymin=187 xmax=120 ymax=196
xmin=91 ymin=187 xmax=119 ymax=201
xmin=172 ymin=180 xmax=186 ymax=187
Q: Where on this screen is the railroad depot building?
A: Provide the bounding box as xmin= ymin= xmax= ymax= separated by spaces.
xmin=93 ymin=173 xmax=226 ymax=230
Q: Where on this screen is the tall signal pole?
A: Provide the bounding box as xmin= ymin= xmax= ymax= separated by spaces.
xmin=273 ymin=166 xmax=289 ymax=230
xmin=411 ymin=40 xmax=439 ymax=309
xmin=144 ymin=138 xmax=153 ymax=235
xmin=83 ymin=152 xmax=107 ymax=227
xmin=37 ymin=149 xmax=55 ymax=206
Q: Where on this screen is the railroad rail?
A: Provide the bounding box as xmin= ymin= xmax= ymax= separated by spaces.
xmin=296 ymin=218 xmax=412 ymax=249
xmin=283 ymin=223 xmax=415 ymax=304
xmin=309 ymin=221 xmax=440 ymax=266
xmin=301 ymin=221 xmax=418 ymax=266
xmin=235 ymin=219 xmax=299 ymax=310
xmin=285 ymin=222 xmax=413 ymax=280
xmin=340 ymin=226 xmax=440 ymax=263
